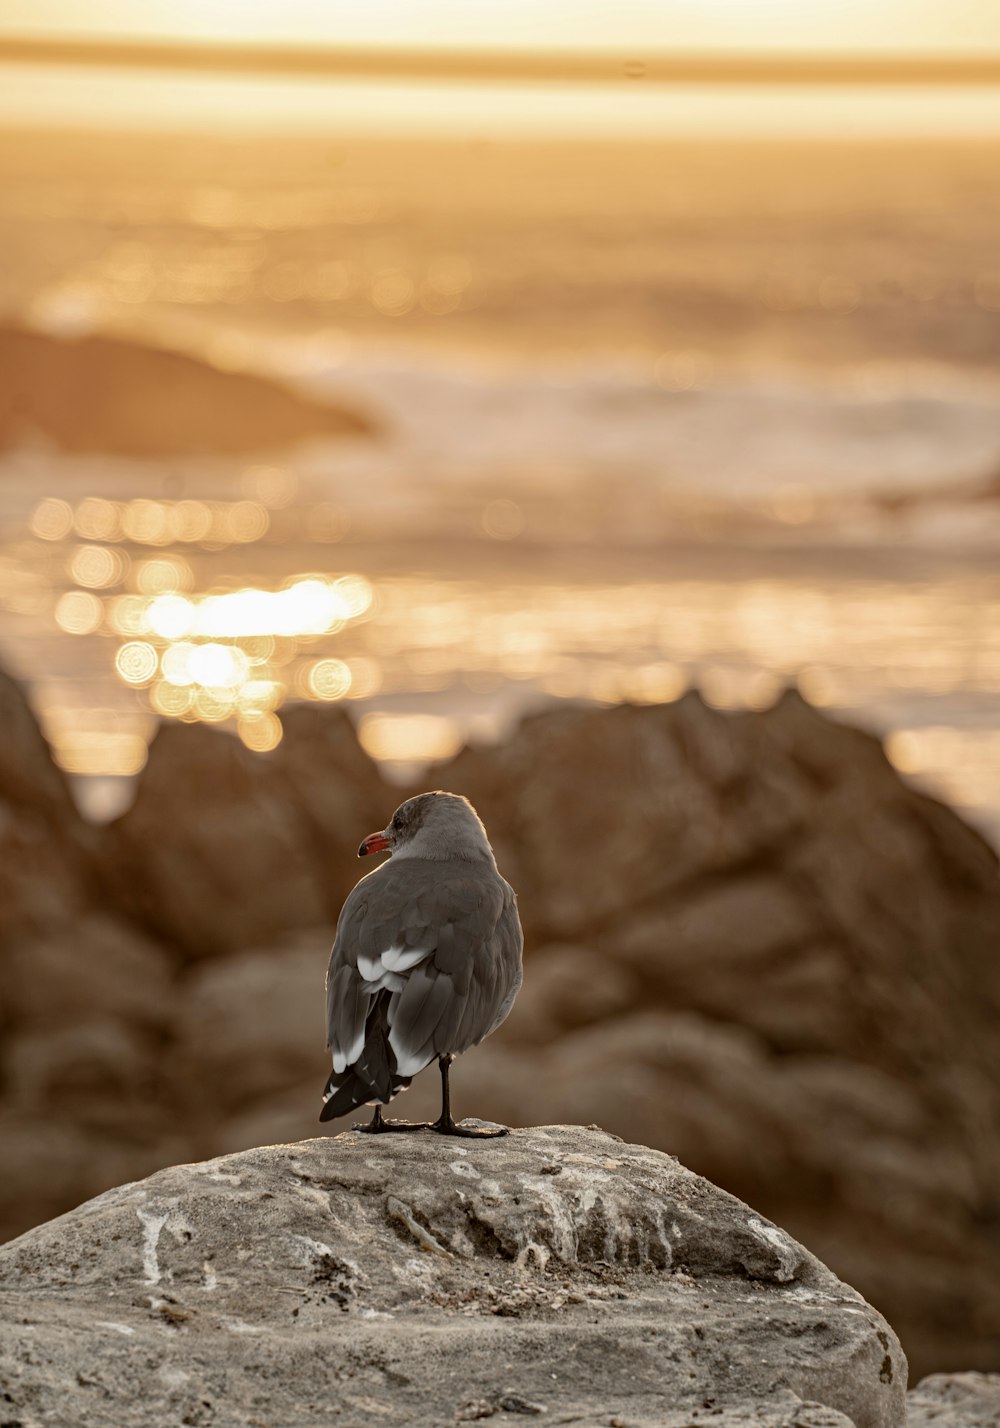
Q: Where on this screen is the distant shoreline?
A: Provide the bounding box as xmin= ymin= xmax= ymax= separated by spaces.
xmin=4 ymin=36 xmax=1000 ymax=88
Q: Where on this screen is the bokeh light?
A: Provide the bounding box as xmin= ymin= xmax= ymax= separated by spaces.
xmin=150 ymin=681 xmax=195 ymax=716
xmin=114 ymin=641 xmax=159 ymax=686
xmin=306 ymin=657 xmax=352 ymax=700
xmin=55 ymin=590 xmax=103 ymax=635
xmin=170 ymin=501 xmax=214 ymax=543
xmin=122 ymin=500 xmax=172 ymax=546
xmin=135 ymin=556 xmax=194 ymax=595
xmin=31 ymin=499 xmax=74 ymax=541
xmin=238 ymin=712 xmax=284 ymax=751
xmin=358 ymin=712 xmax=463 ymax=764
xmin=108 ymin=595 xmax=150 ymax=636
xmin=188 ymin=643 xmax=249 ymax=688
xmin=146 ymin=594 xmax=194 ymax=640
xmin=73 ymin=498 xmax=122 ymax=542
xmin=68 ymin=545 xmax=127 ymax=589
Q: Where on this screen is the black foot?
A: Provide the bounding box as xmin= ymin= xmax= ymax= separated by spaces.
xmin=429 ymin=1116 xmax=509 ymax=1139
xmin=353 ymin=1118 xmax=432 ymax=1134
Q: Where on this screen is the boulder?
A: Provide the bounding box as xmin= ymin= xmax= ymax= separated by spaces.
xmin=0 ymin=324 xmax=374 ymax=455
xmin=497 ymin=941 xmax=640 ymax=1043
xmin=0 ymin=667 xmax=99 ymax=952
xmin=171 ymin=933 xmax=330 ymax=1117
xmin=2 ymin=913 xmax=174 ymax=1031
xmin=0 ymin=1126 xmax=906 ymax=1428
xmin=103 ymin=713 xmax=386 ymax=959
xmin=0 ymin=671 xmax=186 ymax=1244
xmin=271 ymin=702 xmax=392 ymax=923
xmin=907 ymin=1374 xmax=1000 ymax=1428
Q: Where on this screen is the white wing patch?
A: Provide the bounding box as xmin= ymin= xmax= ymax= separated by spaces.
xmin=331 ymin=946 xmax=431 ymax=1074
xmin=357 ymin=944 xmax=429 ymax=993
xmin=356 ymin=951 xmax=384 ymax=981
xmin=382 ymin=946 xmax=429 ymax=974
xmin=332 ymin=1026 xmax=365 ymax=1075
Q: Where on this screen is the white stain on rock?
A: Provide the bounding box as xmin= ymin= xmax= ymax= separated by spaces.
xmin=290 ymin=1233 xmax=334 ymax=1266
xmin=450 ymin=1161 xmax=480 ymax=1180
xmin=135 ymin=1207 xmax=170 ymax=1286
xmin=199 ymin=1165 xmax=243 ymax=1185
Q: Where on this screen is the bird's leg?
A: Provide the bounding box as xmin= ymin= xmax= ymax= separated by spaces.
xmin=430 ymin=1054 xmax=508 ymax=1138
xmin=353 ymin=1102 xmax=432 ymax=1134
xmin=353 ymin=1103 xmax=387 ymax=1133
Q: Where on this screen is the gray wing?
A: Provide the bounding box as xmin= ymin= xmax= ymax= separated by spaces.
xmin=326 ymin=861 xmax=523 ymax=1079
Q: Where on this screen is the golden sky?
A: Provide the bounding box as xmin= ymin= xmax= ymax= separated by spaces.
xmin=2 ymin=0 xmax=1000 ymax=54
xmin=3 ymin=1 xmax=1000 ymax=136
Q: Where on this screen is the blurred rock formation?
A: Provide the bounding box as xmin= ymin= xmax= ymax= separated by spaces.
xmin=0 ymin=666 xmax=998 ymax=1381
xmin=0 ymin=326 xmax=373 ymax=455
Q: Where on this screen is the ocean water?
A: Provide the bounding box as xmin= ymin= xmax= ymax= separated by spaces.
xmin=0 ymin=128 xmax=998 ymax=840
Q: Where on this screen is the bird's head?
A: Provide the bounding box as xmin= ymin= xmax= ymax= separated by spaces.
xmin=358 ymin=791 xmax=495 ymax=865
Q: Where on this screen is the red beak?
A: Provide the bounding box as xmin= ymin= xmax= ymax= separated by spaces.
xmin=358 ymin=829 xmax=392 ymax=857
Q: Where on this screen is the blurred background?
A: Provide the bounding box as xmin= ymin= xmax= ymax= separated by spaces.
xmin=1 ymin=0 xmax=999 ymax=1385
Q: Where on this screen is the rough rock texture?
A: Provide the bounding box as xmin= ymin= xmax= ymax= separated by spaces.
xmin=906 ymin=1373 xmax=1000 ymax=1427
xmin=0 ymin=1127 xmax=906 ymax=1428
xmin=1 ymin=672 xmax=999 ymax=1381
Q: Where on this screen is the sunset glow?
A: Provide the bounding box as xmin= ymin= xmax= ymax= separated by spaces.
xmin=0 ymin=0 xmax=997 ymax=836
xmin=4 ymin=0 xmax=1000 ymax=54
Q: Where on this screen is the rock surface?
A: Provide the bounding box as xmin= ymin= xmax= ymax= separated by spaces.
xmin=0 ymin=1126 xmax=906 ymax=1428
xmin=906 ymin=1373 xmax=1000 ymax=1428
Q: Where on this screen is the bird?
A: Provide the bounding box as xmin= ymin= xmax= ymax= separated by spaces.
xmin=320 ymin=791 xmax=523 ymax=1137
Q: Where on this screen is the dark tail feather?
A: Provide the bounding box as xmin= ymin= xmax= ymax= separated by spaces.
xmin=319 ymin=993 xmax=411 ymax=1122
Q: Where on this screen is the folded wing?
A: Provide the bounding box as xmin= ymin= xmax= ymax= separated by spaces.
xmin=324 ymin=861 xmax=523 ymax=1110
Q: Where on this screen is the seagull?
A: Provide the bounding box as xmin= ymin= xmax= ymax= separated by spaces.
xmin=320 ymin=791 xmax=523 ymax=1137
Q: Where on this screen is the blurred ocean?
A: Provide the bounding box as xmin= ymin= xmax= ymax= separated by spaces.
xmin=0 ymin=128 xmax=998 ymax=839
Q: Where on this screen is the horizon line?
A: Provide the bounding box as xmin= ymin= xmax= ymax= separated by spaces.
xmin=4 ymin=36 xmax=1000 ymax=86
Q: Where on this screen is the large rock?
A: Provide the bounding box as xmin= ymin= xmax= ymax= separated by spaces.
xmin=907 ymin=1374 xmax=1000 ymax=1427
xmin=103 ymin=721 xmax=328 ymax=957
xmin=0 ymin=324 xmax=374 ymax=455
xmin=0 ymin=1126 xmax=906 ymax=1428
xmin=3 ymin=913 xmax=174 ymax=1031
xmin=0 ymin=672 xmax=183 ymax=1244
xmin=102 ymin=711 xmax=386 ymax=959
xmin=171 ymin=932 xmax=328 ymax=1119
xmin=0 ymin=667 xmax=100 ymax=950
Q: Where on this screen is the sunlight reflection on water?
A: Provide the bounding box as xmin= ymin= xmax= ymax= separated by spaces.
xmin=3 ymin=132 xmax=1000 ymax=841
xmin=5 ymin=482 xmax=1000 ymax=844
